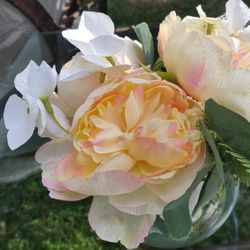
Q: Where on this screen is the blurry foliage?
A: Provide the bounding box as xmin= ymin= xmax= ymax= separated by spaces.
xmin=108 ymin=0 xmax=226 ymax=27
xmin=81 ymin=0 xmax=250 ymax=27
xmin=0 ymin=174 xmax=250 ymax=250
xmin=0 ymin=174 xmax=125 ymax=250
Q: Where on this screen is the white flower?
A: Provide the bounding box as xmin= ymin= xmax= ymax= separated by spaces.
xmin=4 ymin=61 xmax=69 ymax=150
xmin=62 ymin=11 xmax=124 ymax=64
xmin=226 ymin=0 xmax=250 ymax=36
xmin=62 ymin=11 xmax=145 ymax=68
xmin=4 ymin=95 xmax=38 ymax=150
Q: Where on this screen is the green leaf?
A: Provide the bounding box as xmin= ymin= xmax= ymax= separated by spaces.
xmin=199 ymin=120 xmax=224 ymax=183
xmin=156 ymin=71 xmax=178 ymax=84
xmin=205 ymin=99 xmax=250 ymax=160
xmin=163 ymin=195 xmax=191 ymax=239
xmin=146 ymin=161 xmax=213 ymax=246
xmin=152 ymin=57 xmax=165 ymax=71
xmin=132 ymin=22 xmax=154 ymax=66
xmin=193 ymin=165 xmax=222 ymax=215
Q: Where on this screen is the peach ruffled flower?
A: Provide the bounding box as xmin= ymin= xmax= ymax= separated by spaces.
xmin=36 ymin=71 xmax=205 ymax=249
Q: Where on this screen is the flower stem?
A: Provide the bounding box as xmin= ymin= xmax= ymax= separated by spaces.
xmin=40 ymin=97 xmax=69 ymax=134
xmin=105 ymin=56 xmax=116 ymax=66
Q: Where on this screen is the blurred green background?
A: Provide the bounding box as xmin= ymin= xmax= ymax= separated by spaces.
xmin=1 ymin=0 xmax=250 ymax=249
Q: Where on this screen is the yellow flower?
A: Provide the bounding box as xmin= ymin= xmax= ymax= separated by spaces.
xmin=71 ymin=75 xmax=204 ymax=179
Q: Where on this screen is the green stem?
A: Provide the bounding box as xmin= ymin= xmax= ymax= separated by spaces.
xmin=105 ymin=56 xmax=116 ymax=66
xmin=40 ymin=96 xmax=69 ymax=134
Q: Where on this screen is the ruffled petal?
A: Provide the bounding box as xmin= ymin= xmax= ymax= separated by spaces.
xmin=49 ymin=190 xmax=88 ymax=201
xmin=88 ymin=196 xmax=155 ymax=249
xmin=63 ymin=170 xmax=144 ymax=196
xmin=147 ymin=143 xmax=206 ymax=202
xmin=35 ymin=138 xmax=74 ymax=164
xmin=109 ymin=186 xmax=166 ymax=215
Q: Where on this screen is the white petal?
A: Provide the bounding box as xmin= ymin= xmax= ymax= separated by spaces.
xmin=14 ymin=62 xmax=34 ymax=96
xmin=37 ymin=100 xmax=69 ymax=138
xmin=81 ymin=11 xmax=115 ymax=37
xmin=114 ymin=37 xmax=144 ymax=67
xmin=7 ymin=121 xmax=35 ymax=150
xmin=58 ymin=53 xmax=101 ymax=81
xmin=4 ymin=95 xmax=38 ymax=150
xmin=109 ymin=186 xmax=166 ymax=215
xmin=49 ymin=190 xmax=88 ymax=201
xmin=88 ymin=196 xmax=155 ymax=249
xmin=90 ymin=35 xmax=124 ymax=56
xmin=82 ymin=54 xmax=112 ymax=67
xmin=4 ymin=95 xmax=28 ymax=129
xmin=27 ymin=61 xmax=57 ymax=98
xmin=63 ymin=170 xmax=144 ymax=196
xmin=58 ymin=71 xmax=100 ymax=115
xmin=226 ymin=0 xmax=250 ymax=32
xmin=163 ymin=24 xmax=231 ymax=100
xmin=62 ymin=29 xmax=95 ymax=54
xmin=37 ymin=100 xmax=47 ymax=136
xmin=35 ymin=138 xmax=73 ymax=164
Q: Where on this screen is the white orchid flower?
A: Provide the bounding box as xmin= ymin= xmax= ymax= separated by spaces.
xmin=62 ymin=11 xmax=124 ymax=66
xmin=224 ymin=0 xmax=250 ymax=42
xmin=4 ymin=61 xmax=69 ymax=150
xmin=226 ymin=0 xmax=250 ymax=34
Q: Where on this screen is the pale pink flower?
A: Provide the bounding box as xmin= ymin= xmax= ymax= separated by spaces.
xmin=36 ymin=72 xmax=205 ymax=249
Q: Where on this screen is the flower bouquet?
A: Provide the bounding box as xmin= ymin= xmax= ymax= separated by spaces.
xmin=2 ymin=0 xmax=250 ymax=248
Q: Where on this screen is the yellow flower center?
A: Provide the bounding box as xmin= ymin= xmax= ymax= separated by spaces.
xmin=71 ymin=81 xmax=203 ymax=179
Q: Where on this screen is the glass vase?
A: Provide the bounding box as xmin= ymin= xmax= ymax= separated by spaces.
xmin=143 ymin=173 xmax=240 ymax=249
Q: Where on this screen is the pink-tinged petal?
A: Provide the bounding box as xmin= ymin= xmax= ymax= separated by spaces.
xmin=90 ymin=115 xmax=116 ymax=129
xmin=42 ymin=172 xmax=67 ymax=191
xmin=88 ymin=196 xmax=155 ymax=249
xmin=56 ymin=153 xmax=78 ymax=182
xmin=109 ymin=186 xmax=166 ymax=215
xmin=125 ymin=86 xmax=144 ymax=130
xmin=185 ymin=63 xmax=205 ymax=93
xmin=93 ymin=142 xmax=122 ymax=154
xmin=72 ymin=83 xmax=116 ymax=128
xmin=93 ymin=126 xmax=122 ymax=141
xmin=49 ymin=190 xmax=88 ymax=201
xmin=35 ymin=139 xmax=74 ymax=164
xmin=147 ymin=143 xmax=206 ymax=203
xmin=128 ymin=137 xmax=188 ymax=169
xmin=162 ymin=24 xmax=231 ymax=100
xmin=96 ymin=153 xmax=135 ymax=172
xmin=63 ymin=170 xmax=144 ymax=195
